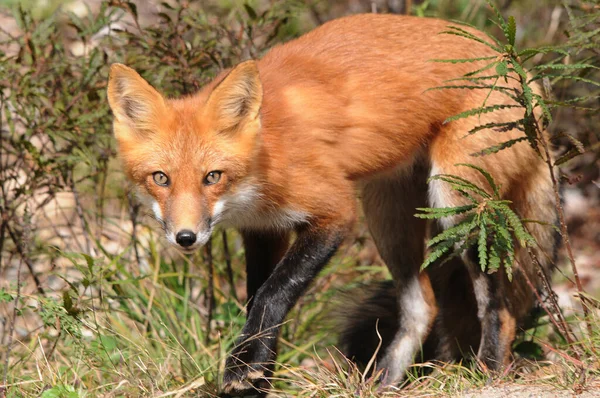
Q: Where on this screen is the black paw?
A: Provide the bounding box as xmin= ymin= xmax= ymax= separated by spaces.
xmin=221 ymin=365 xmax=269 ymax=397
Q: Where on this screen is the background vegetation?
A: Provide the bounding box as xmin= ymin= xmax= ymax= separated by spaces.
xmin=0 ymin=0 xmax=598 ymax=396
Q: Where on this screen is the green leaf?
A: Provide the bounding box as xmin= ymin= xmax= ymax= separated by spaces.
xmin=533 ymin=63 xmax=599 ymax=71
xmin=421 ymin=239 xmax=455 ymax=270
xmin=426 ymin=216 xmax=476 ymax=247
xmin=429 ymin=175 xmax=491 ymax=199
xmin=441 ymin=26 xmax=501 ymax=52
xmin=456 ymin=163 xmax=499 ymax=198
xmin=488 ymin=241 xmax=501 ymax=272
xmin=470 ymin=137 xmax=528 ymax=157
xmin=463 ymin=120 xmax=523 ymax=138
xmin=496 ymin=61 xmax=508 ymax=76
xmin=40 ymin=385 xmax=79 ymax=398
xmin=431 ymin=56 xmax=496 ymax=64
xmin=0 ymin=288 xmax=13 ymax=303
xmin=507 ymin=16 xmax=516 ymax=46
xmin=244 ymin=4 xmax=258 ymax=20
xmin=62 ymin=291 xmax=74 ymax=313
xmin=415 ymin=204 xmax=476 ymax=219
xmin=444 ymin=104 xmax=520 ymax=124
xmin=477 ymin=217 xmax=488 ymax=272
xmin=533 ymin=94 xmax=553 ymax=124
xmin=518 ymin=46 xmax=569 ymax=59
xmin=446 ymin=18 xmax=503 ymax=49
xmin=493 ymin=203 xmax=534 ymax=246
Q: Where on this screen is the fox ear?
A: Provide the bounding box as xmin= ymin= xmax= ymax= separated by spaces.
xmin=107 ymin=63 xmax=165 ymax=136
xmin=205 ymin=60 xmax=263 ymax=133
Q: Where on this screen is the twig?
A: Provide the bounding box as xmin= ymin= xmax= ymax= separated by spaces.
xmin=1 ymin=255 xmax=21 ymax=397
xmin=539 ymin=133 xmax=593 ymax=336
xmin=527 ymin=248 xmax=579 ymax=348
xmin=5 ymin=224 xmax=44 ymax=295
xmin=127 ymin=192 xmax=142 ymax=267
xmin=69 ymin=176 xmax=92 ymax=255
xmin=518 ymin=256 xmax=579 ymax=357
xmin=221 ymin=230 xmax=237 ymax=301
xmin=205 ymin=236 xmax=215 ymax=346
xmin=1 ymin=207 xmax=31 ymax=395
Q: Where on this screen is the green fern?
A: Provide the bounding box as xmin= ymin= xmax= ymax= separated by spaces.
xmin=417 ymin=164 xmax=533 ymax=281
xmin=435 ymin=0 xmax=598 ymax=163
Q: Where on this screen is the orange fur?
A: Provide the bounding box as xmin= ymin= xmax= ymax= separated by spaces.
xmin=107 ymin=14 xmax=556 ymax=387
xmin=108 ymin=14 xmax=538 ymax=238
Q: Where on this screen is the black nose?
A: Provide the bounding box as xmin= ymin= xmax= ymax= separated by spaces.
xmin=176 ymin=230 xmax=196 ymax=247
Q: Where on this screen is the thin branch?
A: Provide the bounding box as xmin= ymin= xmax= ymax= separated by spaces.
xmin=5 ymin=224 xmax=44 ymax=295
xmin=204 ymin=236 xmax=215 ymax=346
xmin=221 ymin=230 xmax=237 ymax=301
xmin=539 ymin=132 xmax=593 ymax=336
xmin=0 ymin=255 xmax=22 ymax=396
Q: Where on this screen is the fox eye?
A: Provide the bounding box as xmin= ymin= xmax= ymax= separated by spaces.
xmin=152 ymin=171 xmax=169 ymax=186
xmin=204 ymin=171 xmax=222 ymax=185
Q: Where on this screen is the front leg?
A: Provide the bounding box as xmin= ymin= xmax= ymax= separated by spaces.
xmin=242 ymin=230 xmax=290 ymax=312
xmin=222 ymin=225 xmax=345 ymax=395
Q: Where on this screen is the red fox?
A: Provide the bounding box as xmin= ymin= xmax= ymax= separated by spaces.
xmin=107 ymin=13 xmax=557 ymax=395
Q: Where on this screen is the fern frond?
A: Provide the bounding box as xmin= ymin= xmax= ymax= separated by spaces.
xmin=470 ymin=137 xmax=528 ymax=157
xmin=421 ymin=239 xmax=455 ymax=270
xmin=431 ymin=56 xmax=496 ymax=64
xmin=426 ymin=215 xmax=477 ymax=247
xmin=429 ymin=175 xmax=491 ymax=198
xmin=488 ymin=242 xmax=501 ymax=273
xmin=506 ymin=16 xmax=516 ymax=47
xmin=464 ymin=61 xmax=500 ymax=77
xmin=548 ymin=75 xmax=600 ymax=87
xmin=446 ymin=18 xmax=503 ymax=49
xmin=478 ymin=216 xmax=488 ymax=271
xmin=532 ymin=63 xmax=599 ymax=71
xmin=463 ymin=120 xmax=524 ymax=138
xmin=533 ymin=94 xmax=553 ymax=123
xmin=442 ymin=25 xmax=502 ymax=52
xmin=415 ymin=204 xmax=476 ymax=219
xmin=456 ymin=163 xmax=500 ymax=197
xmin=444 ymin=74 xmax=509 ymax=84
xmin=545 ymin=95 xmax=599 ymax=107
xmin=491 ymin=203 xmax=534 ymax=246
xmin=427 ymin=84 xmax=514 ymax=92
xmin=518 ymin=46 xmax=569 ymax=60
xmin=444 ymin=104 xmax=520 ymax=124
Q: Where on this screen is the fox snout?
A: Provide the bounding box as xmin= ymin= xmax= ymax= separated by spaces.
xmin=166 ymin=225 xmax=212 ymax=251
xmin=150 ymin=193 xmax=214 ymax=251
xmin=175 ymin=230 xmax=197 ymax=248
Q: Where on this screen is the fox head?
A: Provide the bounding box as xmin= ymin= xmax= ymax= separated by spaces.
xmin=107 ymin=62 xmax=263 ymax=251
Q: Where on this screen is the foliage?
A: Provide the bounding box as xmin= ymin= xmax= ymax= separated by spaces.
xmin=416 ymin=164 xmax=533 ymax=280
xmin=419 ymin=0 xmax=598 ymax=280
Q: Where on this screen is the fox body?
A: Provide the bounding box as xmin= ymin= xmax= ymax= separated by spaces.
xmin=107 ymin=14 xmax=557 ymax=395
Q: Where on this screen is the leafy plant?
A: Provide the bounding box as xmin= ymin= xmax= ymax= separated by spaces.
xmin=420 ymin=0 xmax=597 ymax=278
xmin=417 ymin=163 xmax=533 ymax=281
xmin=417 ymin=1 xmax=599 ymax=378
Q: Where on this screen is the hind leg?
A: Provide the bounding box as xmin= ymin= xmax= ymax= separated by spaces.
xmin=429 ymin=158 xmax=557 ymax=371
xmin=361 ymin=162 xmax=437 ymax=383
xmin=428 ymin=160 xmax=516 ymax=370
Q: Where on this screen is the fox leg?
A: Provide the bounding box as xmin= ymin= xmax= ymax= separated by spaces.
xmin=361 ymin=162 xmax=438 ymax=384
xmin=231 ymin=230 xmax=290 ymax=397
xmin=466 ymin=262 xmax=515 ymax=369
xmin=429 ymin=162 xmax=519 ymax=371
xmin=242 ymin=230 xmax=290 ymax=312
xmin=222 ymin=217 xmax=352 ymax=395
